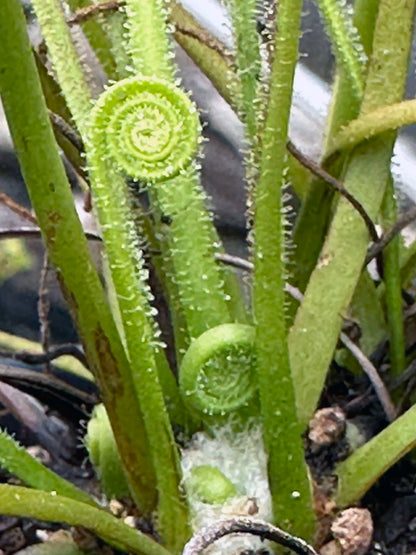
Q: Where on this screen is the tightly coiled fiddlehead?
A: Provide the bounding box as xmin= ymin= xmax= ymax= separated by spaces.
xmin=179 ymin=324 xmax=257 ymax=416
xmin=90 ymin=76 xmax=201 ymax=182
xmin=88 ymin=75 xmax=234 ymax=340
xmin=86 ymin=74 xmax=195 ymax=547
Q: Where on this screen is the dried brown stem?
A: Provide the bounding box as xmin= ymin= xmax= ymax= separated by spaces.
xmin=287 ymin=140 xmax=378 ymax=243
xmin=175 ymin=23 xmax=233 ymax=62
xmin=339 ymin=332 xmax=396 ymax=421
xmin=0 ymin=362 xmax=97 ymax=408
xmin=0 ymin=191 xmax=37 ymax=225
xmin=366 ymin=204 xmax=416 ymax=264
xmin=0 ymin=344 xmax=89 ymax=369
xmin=67 ymin=0 xmax=124 ymax=26
xmin=37 ymin=252 xmax=51 ymax=373
xmin=182 ymin=517 xmax=318 ymax=555
xmin=48 ymin=110 xmax=84 ymax=153
xmin=215 ymin=252 xmax=253 ymax=272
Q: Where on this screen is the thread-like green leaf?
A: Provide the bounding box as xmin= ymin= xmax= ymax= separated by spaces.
xmin=179 ymin=324 xmax=256 ymax=416
xmin=31 ymin=0 xmax=92 ymax=135
xmin=86 ymin=404 xmax=130 ymax=499
xmin=125 ymin=0 xmax=174 ymax=80
xmin=316 ymin=0 xmax=366 ymax=100
xmin=0 ymin=484 xmax=171 ymax=555
xmin=380 ymin=179 xmax=406 ymax=376
xmin=328 ymin=98 xmax=416 ymax=155
xmin=336 ymin=404 xmax=416 ymax=506
xmin=252 ymin=0 xmax=315 ymax=539
xmin=225 ymin=0 xmax=262 ymax=139
xmin=0 ymin=431 xmax=95 ymax=506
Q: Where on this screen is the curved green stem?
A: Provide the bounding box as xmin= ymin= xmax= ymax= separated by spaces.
xmin=31 ymin=0 xmax=92 ymax=135
xmin=179 ymin=324 xmax=256 ymax=416
xmin=85 ymin=2 xmax=243 ymax=538
xmin=316 ymin=0 xmax=366 ymax=100
xmin=335 ymin=404 xmax=416 ymax=507
xmin=252 ymin=0 xmax=315 ymax=539
xmin=381 ymin=179 xmax=406 ymax=377
xmin=88 ymin=82 xmax=191 ymax=551
xmin=0 ymin=431 xmax=96 ymax=506
xmin=125 ymin=0 xmax=174 ymax=80
xmin=225 ymin=0 xmax=261 ymax=139
xmin=328 ymin=98 xmax=416 ymax=155
xmin=126 ymin=1 xmax=243 ymax=337
xmin=0 ymin=484 xmax=171 ymax=555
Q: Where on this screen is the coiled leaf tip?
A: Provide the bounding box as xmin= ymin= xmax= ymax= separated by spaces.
xmin=89 ymin=77 xmax=200 ymax=182
xmin=179 ymin=323 xmax=257 ymax=416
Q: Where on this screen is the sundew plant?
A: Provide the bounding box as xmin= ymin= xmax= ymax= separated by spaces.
xmin=1 ymin=0 xmax=416 ymax=553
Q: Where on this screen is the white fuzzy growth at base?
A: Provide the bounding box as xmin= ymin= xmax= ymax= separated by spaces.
xmin=181 ymin=423 xmax=272 ymax=554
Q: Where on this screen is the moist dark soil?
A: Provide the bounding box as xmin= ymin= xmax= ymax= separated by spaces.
xmin=306 ymin=363 xmax=416 ymax=555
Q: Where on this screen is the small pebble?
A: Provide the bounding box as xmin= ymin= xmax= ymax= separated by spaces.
xmin=331 ymin=507 xmax=373 ymax=555
xmin=309 ymin=407 xmax=346 ymax=446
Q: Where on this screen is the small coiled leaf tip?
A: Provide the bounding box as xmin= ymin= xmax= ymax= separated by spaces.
xmin=89 ymin=77 xmax=200 ymax=182
xmin=179 ymin=324 xmax=257 ymax=416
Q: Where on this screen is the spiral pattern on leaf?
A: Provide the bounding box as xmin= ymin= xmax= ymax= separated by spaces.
xmin=89 ymin=77 xmax=200 ymax=182
xmin=179 ymin=324 xmax=257 ymax=416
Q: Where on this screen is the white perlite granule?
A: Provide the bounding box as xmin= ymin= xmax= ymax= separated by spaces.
xmin=181 ymin=422 xmax=272 ymax=554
